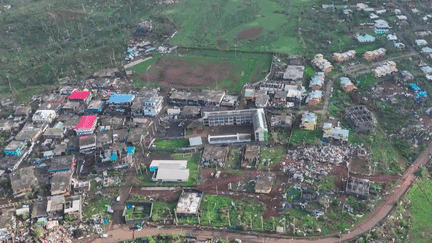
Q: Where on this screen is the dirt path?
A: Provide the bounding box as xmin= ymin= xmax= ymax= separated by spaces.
xmin=107 ymin=169 xmax=136 ymax=230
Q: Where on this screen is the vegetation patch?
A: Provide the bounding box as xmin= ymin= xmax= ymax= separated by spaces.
xmin=153 ymin=139 xmax=189 ymax=148
xmin=290 ymin=129 xmax=324 ymax=146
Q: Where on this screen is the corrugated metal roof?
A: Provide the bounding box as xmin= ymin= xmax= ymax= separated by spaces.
xmin=108 ymin=94 xmax=135 ymax=103
xmin=68 ymin=90 xmax=90 ymax=100
xmin=75 ymin=115 xmax=97 ymax=130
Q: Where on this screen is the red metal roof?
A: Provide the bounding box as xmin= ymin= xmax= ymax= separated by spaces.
xmin=68 ymin=90 xmax=91 ymax=100
xmin=74 ymin=115 xmax=97 ymax=130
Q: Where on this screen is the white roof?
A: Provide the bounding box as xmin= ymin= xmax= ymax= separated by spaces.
xmin=64 ymin=199 xmax=81 ymax=214
xmin=189 ymin=137 xmax=203 ymax=146
xmin=155 ymin=168 xmax=189 ymax=181
xmin=150 ymin=160 xmax=187 ymax=169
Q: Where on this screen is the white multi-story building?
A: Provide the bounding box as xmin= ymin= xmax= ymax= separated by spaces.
xmin=143 ymin=96 xmax=163 ymax=117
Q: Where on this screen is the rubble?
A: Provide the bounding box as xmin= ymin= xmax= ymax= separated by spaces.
xmin=287 ymin=145 xmax=368 ymax=165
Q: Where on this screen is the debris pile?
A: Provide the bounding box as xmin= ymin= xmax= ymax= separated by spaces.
xmin=46 ymin=226 xmax=73 ymax=243
xmin=287 ymin=145 xmax=368 ymax=164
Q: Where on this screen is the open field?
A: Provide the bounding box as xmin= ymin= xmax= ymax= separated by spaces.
xmin=131 ymin=49 xmax=272 ymax=92
xmin=166 ymin=0 xmax=318 ymax=54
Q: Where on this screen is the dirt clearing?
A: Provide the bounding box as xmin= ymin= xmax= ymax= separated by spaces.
xmin=140 ymin=56 xmax=241 ymax=89
xmin=236 ymin=27 xmax=263 ymax=40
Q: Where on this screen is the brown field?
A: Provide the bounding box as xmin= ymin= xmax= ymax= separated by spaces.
xmin=236 ymin=27 xmax=263 ymax=40
xmin=140 ymin=56 xmax=240 ymax=89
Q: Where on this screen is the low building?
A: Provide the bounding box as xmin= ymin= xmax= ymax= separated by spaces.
xmin=255 ymin=172 xmax=276 ymax=194
xmin=68 ymin=90 xmax=92 ymax=104
xmin=242 ymin=144 xmax=260 ymax=169
xmin=273 ymin=90 xmax=287 ymax=106
xmin=15 ymin=124 xmax=45 ymax=143
xmin=422 ymin=47 xmax=432 ymax=54
xmin=62 ymin=101 xmax=85 ymax=114
xmin=99 ymin=116 xmax=124 ymax=130
xmin=64 ymin=197 xmax=82 ymax=217
xmin=87 ymin=100 xmax=105 ymax=114
xmin=415 ymin=39 xmax=428 ymax=46
xmin=31 ymin=201 xmax=48 ymax=219
xmin=74 ymin=115 xmax=97 ymax=135
xmin=182 ymin=106 xmax=201 ymax=118
xmin=309 ymin=72 xmax=325 ymax=90
xmin=4 ymin=141 xmax=26 ymax=156
xmin=332 ymin=50 xmax=356 ymax=63
xmin=14 ymin=106 xmax=31 ymax=118
xmin=151 ymin=162 xmax=189 ymax=182
xmin=340 ymin=77 xmax=356 ymax=92
xmin=149 ymin=160 xmax=187 ymax=172
xmin=175 ymin=189 xmax=203 ymax=217
xmin=323 ymin=123 xmax=349 ymax=142
xmin=220 ymin=95 xmax=238 ymax=107
xmin=43 ymin=94 xmax=67 ymax=104
xmin=300 ymin=111 xmax=317 ymax=130
xmin=189 ymin=137 xmax=203 ymax=147
xmin=270 ymin=114 xmax=293 ymax=128
xmin=48 ymin=155 xmax=74 ymax=173
xmin=208 ymin=133 xmax=252 ymax=144
xmin=72 ymin=180 xmax=91 ymax=194
xmin=372 ymin=61 xmax=397 ymax=77
xmin=282 ymin=65 xmax=305 ymax=83
xmin=255 ymin=94 xmax=270 ymax=108
xmin=244 ymin=88 xmax=255 ymax=100
xmin=32 ymin=110 xmax=57 ymax=123
xmin=79 ymin=135 xmax=97 ymax=154
xmin=46 ymin=195 xmax=65 ymax=219
xmin=356 ymin=34 xmax=375 ymax=43
xmin=363 ymin=48 xmax=386 ymax=61
xmin=311 ymin=54 xmax=333 ymax=73
xmin=387 ymin=34 xmax=397 ymax=41
xmin=10 ymin=167 xmax=38 ymax=197
xmin=113 ymin=129 xmax=129 ymax=143
xmin=44 ymin=123 xmax=65 ymax=139
xmin=202 ymin=146 xmax=229 ymax=167
xmin=305 ymin=90 xmax=323 ymax=106
xmin=50 ymin=172 xmax=72 ymax=195
xmin=374 ymin=19 xmax=390 ymax=34
xmin=123 ymin=202 xmax=153 ymax=224
xmin=0 ymin=156 xmax=21 ymax=171
xmin=169 ymin=90 xmax=225 ymax=107
xmin=346 ymin=177 xmax=370 ymax=199
xmin=59 ymin=86 xmax=75 ymax=96
xmin=345 ymin=106 xmax=374 ymax=133
xmin=107 ymin=94 xmax=136 ymax=109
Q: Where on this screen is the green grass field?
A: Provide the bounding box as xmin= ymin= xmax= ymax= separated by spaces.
xmin=130 ymin=48 xmax=271 ymax=92
xmin=406 ymin=178 xmax=432 ymax=242
xmin=153 ymin=139 xmax=189 ymax=148
xmin=290 ymin=129 xmax=324 ymax=146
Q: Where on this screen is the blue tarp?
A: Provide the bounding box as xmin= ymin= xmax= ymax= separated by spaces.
xmin=126 ymin=146 xmax=135 ymax=155
xmin=110 ymin=152 xmax=117 ymax=161
xmin=409 ymin=84 xmax=421 ymax=91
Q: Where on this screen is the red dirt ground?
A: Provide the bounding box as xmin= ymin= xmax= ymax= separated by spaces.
xmin=236 ymin=27 xmax=263 ymax=40
xmin=380 ymin=79 xmax=403 ymax=95
xmin=141 ymin=56 xmax=239 ymax=89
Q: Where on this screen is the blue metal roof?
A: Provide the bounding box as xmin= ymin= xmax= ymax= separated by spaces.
xmin=108 ymin=94 xmax=135 ymax=103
